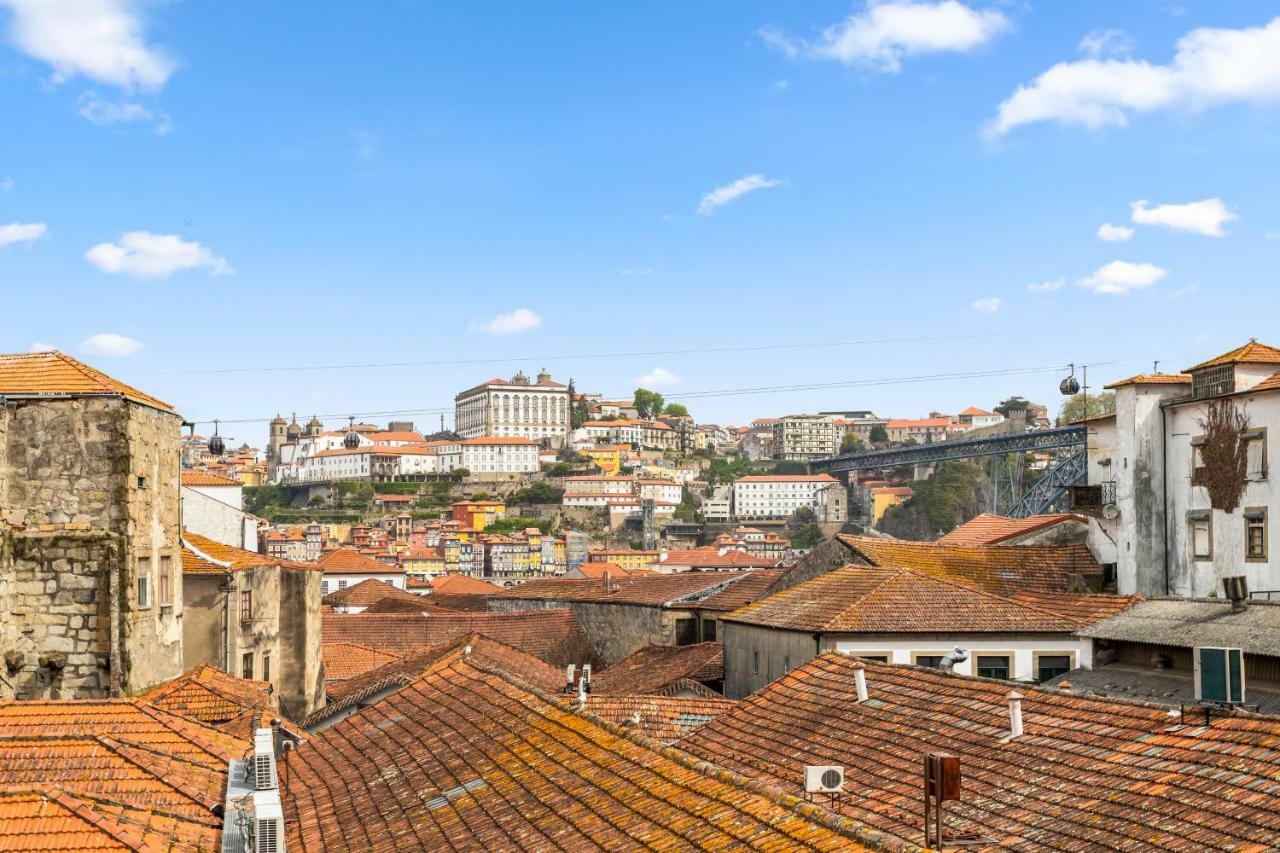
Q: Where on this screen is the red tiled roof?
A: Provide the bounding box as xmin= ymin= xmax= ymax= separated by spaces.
xmin=0 ymin=787 xmax=150 ymax=851
xmin=693 ymin=569 xmax=785 ymax=612
xmin=317 ymin=547 xmax=402 ymax=575
xmin=725 ymin=565 xmax=1085 ymax=633
xmin=322 ymin=641 xmax=398 ymax=681
xmin=593 ymin=643 xmax=724 ymax=695
xmin=581 ymin=695 xmax=737 ymax=744
xmin=137 ymin=664 xmax=276 ymax=729
xmin=491 ymin=572 xmax=756 ymax=607
xmin=285 ymin=652 xmax=875 ymax=851
xmin=182 ymin=531 xmax=317 ymax=575
xmin=430 ymin=574 xmax=502 ymax=595
xmin=1103 ymin=373 xmax=1192 ymax=389
xmin=1185 ymin=339 xmax=1280 ymax=371
xmin=680 ymin=653 xmax=1280 ymax=850
xmin=322 ymin=577 xmax=423 ymax=609
xmin=0 ymin=350 xmax=174 ymax=413
xmin=180 ymin=470 xmax=241 ymax=487
xmin=837 ymin=534 xmax=1100 ymax=594
xmin=321 ymin=609 xmax=590 ymax=665
xmin=936 ymin=512 xmax=1087 ymax=546
xmin=655 ymin=549 xmax=781 ymax=569
xmin=1250 ymin=370 xmax=1280 ymax=393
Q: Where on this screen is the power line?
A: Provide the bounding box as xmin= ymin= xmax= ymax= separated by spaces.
xmin=130 ymin=330 xmax=1043 ymax=377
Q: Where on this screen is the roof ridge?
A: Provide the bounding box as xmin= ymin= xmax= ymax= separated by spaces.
xmin=92 ymin=735 xmax=225 ymax=812
xmin=3 ymin=784 xmax=154 ymax=850
xmin=131 ymin=702 xmax=242 ymax=761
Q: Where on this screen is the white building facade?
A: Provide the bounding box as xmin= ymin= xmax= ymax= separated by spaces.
xmin=733 ymin=474 xmax=847 ymax=522
xmin=772 ymin=415 xmax=839 ymax=461
xmin=459 ymin=437 xmax=540 ymax=474
xmin=455 ymin=369 xmax=570 ymax=447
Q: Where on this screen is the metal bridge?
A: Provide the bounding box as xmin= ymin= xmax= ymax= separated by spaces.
xmin=813 ymin=425 xmax=1088 ymax=518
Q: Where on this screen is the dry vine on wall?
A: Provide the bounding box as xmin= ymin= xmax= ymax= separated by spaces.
xmin=1194 ymin=399 xmax=1250 ymax=512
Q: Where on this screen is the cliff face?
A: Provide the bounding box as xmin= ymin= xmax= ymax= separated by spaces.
xmin=877 ymin=460 xmax=991 ymax=541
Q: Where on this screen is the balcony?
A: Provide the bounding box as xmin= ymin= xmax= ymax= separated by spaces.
xmin=1068 ymin=481 xmax=1116 ymax=516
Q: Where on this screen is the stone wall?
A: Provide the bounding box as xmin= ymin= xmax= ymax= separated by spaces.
xmin=488 ymin=597 xmax=685 ymax=665
xmin=1 ymin=395 xmax=184 ymax=697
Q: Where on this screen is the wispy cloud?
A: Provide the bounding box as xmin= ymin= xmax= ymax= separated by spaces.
xmin=77 ymin=92 xmax=171 ymax=132
xmin=1027 ymin=277 xmax=1065 ymax=293
xmin=1097 ymin=223 xmax=1134 ymax=242
xmin=990 ymin=16 xmax=1280 ymax=136
xmin=80 ymin=332 xmax=143 ymax=357
xmin=634 ymin=366 xmax=681 ymax=387
xmin=472 ymin=308 xmax=542 ymax=336
xmin=697 ymin=174 xmax=783 ymax=215
xmin=85 ymin=231 xmax=233 ymax=278
xmin=762 ymin=1 xmax=1010 ymax=74
xmin=29 ymin=341 xmax=56 ymax=352
xmin=1078 ymin=29 xmax=1136 ymax=58
xmin=1079 ymin=260 xmax=1167 ymax=295
xmin=1131 ymin=198 xmax=1236 ymax=237
xmin=0 ymin=221 xmax=47 ymax=248
xmin=970 ymin=297 xmax=1001 ymax=313
xmin=619 ymin=267 xmax=655 ymax=276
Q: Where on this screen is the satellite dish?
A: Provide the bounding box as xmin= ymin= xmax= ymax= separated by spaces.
xmin=1102 ymin=503 xmax=1120 ymax=520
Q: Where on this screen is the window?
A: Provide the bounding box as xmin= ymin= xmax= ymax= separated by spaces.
xmin=976 ymin=655 xmax=1012 ymax=680
xmin=337 ymin=579 xmax=348 ymax=590
xmin=159 ymin=555 xmax=172 ymax=606
xmin=1191 ymin=436 xmax=1207 ymax=481
xmin=1246 ymin=509 xmax=1268 ymax=561
xmin=913 ymin=654 xmax=945 ymax=669
xmin=701 ymin=618 xmax=717 ymax=642
xmin=1190 ymin=512 xmax=1212 ymax=560
xmin=137 ymin=557 xmax=151 ymax=609
xmin=852 ymin=653 xmax=890 ymax=663
xmin=1035 ymin=654 xmax=1072 ymax=682
xmin=752 ymin=650 xmax=760 ymax=675
xmin=242 ymin=652 xmax=254 ymax=680
xmin=136 ymin=475 xmax=147 ymax=489
xmin=321 ymin=580 xmax=330 ymax=595
xmin=262 ymin=654 xmax=271 ymax=684
xmin=1196 ymin=647 xmax=1244 ymax=704
xmin=1245 ymin=430 xmax=1267 ymax=480
xmin=240 ymin=590 xmax=253 ymax=623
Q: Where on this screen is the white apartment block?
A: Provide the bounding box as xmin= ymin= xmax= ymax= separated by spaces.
xmin=733 ymin=474 xmax=847 ymax=522
xmin=772 ymin=415 xmax=839 ymax=461
xmin=455 ymin=369 xmax=570 ymax=447
xmin=459 ymin=437 xmax=540 ymax=474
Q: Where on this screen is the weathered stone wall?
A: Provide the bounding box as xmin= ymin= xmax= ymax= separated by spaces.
xmin=1 ymin=395 xmax=183 ymax=697
xmin=279 ymin=566 xmax=324 ymax=716
xmin=488 ymin=597 xmax=684 ymax=664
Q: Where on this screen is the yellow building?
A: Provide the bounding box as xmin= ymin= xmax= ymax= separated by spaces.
xmin=588 ymin=549 xmax=661 ymax=571
xmin=871 ymin=486 xmax=913 ymax=524
xmin=583 ymin=445 xmax=625 ymax=476
xmin=451 ymin=499 xmax=506 ymax=531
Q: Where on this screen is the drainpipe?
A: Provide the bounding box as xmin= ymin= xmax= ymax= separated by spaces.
xmin=813 ymin=632 xmax=822 ymax=658
xmin=1161 ymin=403 xmax=1170 ymax=595
xmin=222 ymin=576 xmax=233 ymax=673
xmin=108 ymin=538 xmax=122 ymax=698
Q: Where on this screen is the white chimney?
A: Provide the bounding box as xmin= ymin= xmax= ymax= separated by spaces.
xmin=1007 ymin=690 xmax=1024 ymax=738
xmin=566 ymin=664 xmax=576 ymax=690
xmin=577 ymin=675 xmax=588 ymax=705
xmin=852 ymin=662 xmax=868 ymax=702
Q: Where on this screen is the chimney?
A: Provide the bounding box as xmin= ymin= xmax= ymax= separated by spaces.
xmin=565 ymin=664 xmax=576 ymax=693
xmin=1007 ymin=690 xmax=1024 ymax=739
xmin=603 ymin=569 xmax=613 ymax=594
xmin=852 ymin=662 xmax=868 ymax=702
xmin=577 ymin=675 xmax=588 ymax=705
xmin=582 ymin=664 xmax=592 ymax=690
xmin=1223 ymin=575 xmax=1249 ymax=612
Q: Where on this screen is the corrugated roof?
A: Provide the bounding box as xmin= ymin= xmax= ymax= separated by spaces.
xmin=1077 ymin=596 xmax=1280 ymax=656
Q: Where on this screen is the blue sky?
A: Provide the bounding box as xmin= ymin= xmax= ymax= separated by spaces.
xmin=2 ymin=1 xmax=1278 ymax=439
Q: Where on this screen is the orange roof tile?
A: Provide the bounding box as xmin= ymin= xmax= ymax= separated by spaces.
xmin=0 ymin=350 xmax=174 ymax=413
xmin=179 ymin=470 xmax=242 ymax=487
xmin=317 ymin=547 xmax=402 ymax=575
xmin=593 ymin=643 xmax=724 ymax=695
xmin=581 ymin=695 xmax=737 ymax=744
xmin=321 ymin=609 xmax=590 ymax=664
xmin=322 ymin=641 xmax=398 ymax=681
xmin=937 ymin=512 xmax=1087 ymax=546
xmin=430 ymin=574 xmax=502 ymax=595
xmin=654 ymin=548 xmax=781 ymax=569
xmin=182 ymin=531 xmax=317 ymax=574
xmin=491 ymin=572 xmax=763 ymax=607
xmin=1250 ymin=370 xmax=1280 ymax=393
xmin=0 ymin=787 xmax=149 ymax=851
xmin=1185 ymin=339 xmax=1280 ymax=371
xmin=137 ymin=664 xmax=276 ymax=729
xmin=285 ymin=652 xmax=874 ymax=851
xmin=680 ymin=653 xmax=1280 ymax=850
xmin=1103 ymin=373 xmax=1192 ymax=389
xmin=321 ymin=577 xmax=424 ymax=608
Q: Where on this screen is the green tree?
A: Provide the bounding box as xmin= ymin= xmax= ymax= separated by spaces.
xmin=869 ymin=423 xmax=889 ymax=444
xmin=840 ymin=432 xmax=865 ymax=453
xmin=663 ymin=402 xmax=690 ymax=418
xmin=568 ymin=378 xmax=590 ymax=429
xmin=1057 ymin=392 xmax=1116 ymax=425
xmin=633 ymin=388 xmax=665 ymax=419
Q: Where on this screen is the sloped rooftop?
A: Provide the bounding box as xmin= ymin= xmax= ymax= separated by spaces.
xmin=592 ymin=643 xmax=724 ymax=695
xmin=0 ymin=350 xmax=174 ymax=412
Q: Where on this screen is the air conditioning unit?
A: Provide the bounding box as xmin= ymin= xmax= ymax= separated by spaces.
xmin=251 ymin=790 xmax=285 ymax=853
xmin=252 ymin=729 xmax=278 ymax=791
xmin=804 ymin=765 xmax=845 ymax=794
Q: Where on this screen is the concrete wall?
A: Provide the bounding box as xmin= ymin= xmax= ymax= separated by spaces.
xmin=1112 ymin=384 xmax=1181 ymax=596
xmin=182 ymin=573 xmax=227 ymax=673
xmin=1 ymin=396 xmax=183 ymax=698
xmin=722 ymin=621 xmax=819 ymax=699
xmin=181 ymin=486 xmax=256 ymax=549
xmin=488 ymin=597 xmax=690 ymax=664
xmin=279 ymin=566 xmax=324 ymax=716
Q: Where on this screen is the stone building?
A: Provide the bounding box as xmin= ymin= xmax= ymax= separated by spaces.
xmin=1 ymin=351 xmax=184 ymax=698
xmin=181 ymin=531 xmax=325 ymax=717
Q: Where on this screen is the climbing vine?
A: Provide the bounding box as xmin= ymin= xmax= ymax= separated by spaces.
xmin=1194 ymin=399 xmax=1250 ymax=512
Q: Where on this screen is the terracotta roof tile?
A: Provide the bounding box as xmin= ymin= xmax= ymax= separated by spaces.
xmin=321 ymin=609 xmax=590 ymax=665
xmin=0 ymin=350 xmax=174 ymax=413
xmin=680 ymin=653 xmax=1280 ymax=851
xmin=491 ymin=571 xmax=764 ymax=607
xmin=593 ymin=643 xmax=724 ymax=695
xmin=322 ymin=642 xmax=399 ymax=681
xmin=936 ymin=512 xmax=1087 ymax=546
xmin=317 ymin=547 xmax=402 ymax=575
xmin=179 ymin=470 xmax=242 ymax=487
xmin=655 ymin=549 xmax=781 ymax=569
xmin=1185 ymin=339 xmax=1280 ymax=371
xmin=837 ymin=534 xmax=1101 ymax=594
xmin=182 ymin=531 xmax=317 ymax=574
xmin=692 ymin=569 xmax=785 ymax=612
xmin=1103 ymin=373 xmax=1193 ymax=389
xmin=0 ymin=787 xmax=149 ymax=852
xmin=137 ymin=664 xmax=276 ymax=728
xmin=430 ymin=574 xmax=502 ymax=595
xmin=285 ymin=653 xmax=875 ymax=851
xmin=582 ymin=695 xmax=737 ymax=744
xmin=321 ymin=577 xmax=424 ymax=609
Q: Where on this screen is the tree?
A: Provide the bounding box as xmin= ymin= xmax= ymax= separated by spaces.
xmin=840 ymin=432 xmax=865 ymax=453
xmin=633 ymin=388 xmax=665 ymax=419
xmin=869 ymin=423 xmax=889 ymax=444
xmin=568 ymin=378 xmax=589 ymax=430
xmin=664 ymin=402 xmax=690 ymax=418
xmin=1057 ymin=392 xmax=1116 ymax=425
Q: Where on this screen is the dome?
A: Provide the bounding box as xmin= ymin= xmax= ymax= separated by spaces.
xmin=270 ymin=414 xmax=286 ymax=425
xmin=307 ymin=414 xmax=323 ymax=429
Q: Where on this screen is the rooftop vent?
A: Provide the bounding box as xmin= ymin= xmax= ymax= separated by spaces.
xmin=1006 ymin=690 xmax=1024 ymax=739
xmin=1223 ymin=576 xmax=1249 ymax=612
xmin=939 ymin=647 xmax=968 ymax=671
xmin=852 ymin=661 xmax=868 ymax=703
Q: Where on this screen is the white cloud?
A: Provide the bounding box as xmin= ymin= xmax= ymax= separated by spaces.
xmin=1097 ymin=223 xmax=1134 ymax=242
xmin=1027 ymin=277 xmax=1065 ymax=293
xmin=697 ymin=174 xmax=783 ymax=215
xmin=1131 ymin=197 xmax=1236 ymax=236
xmin=762 ymin=1 xmax=1010 ymax=73
xmin=0 ymin=221 xmax=47 ymax=248
xmin=80 ymin=332 xmax=143 ymax=357
xmin=85 ymin=231 xmax=233 ymax=278
xmin=1078 ymin=29 xmax=1136 ymax=58
xmin=990 ymin=16 xmax=1280 ymax=135
xmin=970 ymin=297 xmax=1001 ymax=313
xmin=0 ymin=177 xmax=12 ymax=192
xmin=1078 ymin=260 xmax=1167 ymax=295
xmin=619 ymin=267 xmax=654 ymax=276
xmin=0 ymin=0 xmax=174 ymax=91
xmin=635 ymin=367 xmax=681 ymax=387
xmin=29 ymin=341 xmax=56 ymax=352
xmin=473 ymin=308 xmax=542 ymax=336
